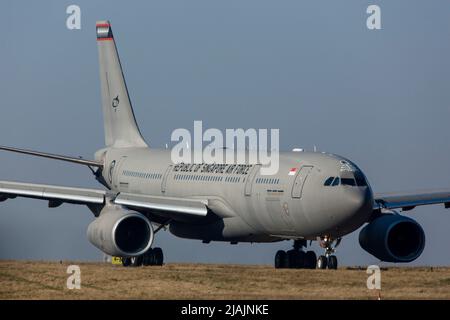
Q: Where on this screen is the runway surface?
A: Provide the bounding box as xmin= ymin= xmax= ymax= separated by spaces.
xmin=0 ymin=261 xmax=449 ymax=299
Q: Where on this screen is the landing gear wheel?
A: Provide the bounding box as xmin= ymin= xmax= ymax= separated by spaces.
xmin=283 ymin=251 xmax=291 ymax=268
xmin=275 ymin=250 xmax=287 ymax=269
xmin=122 ymin=257 xmax=131 ymax=267
xmin=304 ymin=251 xmax=317 ymax=269
xmin=130 ymin=255 xmax=143 ymax=267
xmin=284 ymin=250 xmax=299 ymax=268
xmin=142 ymin=248 xmax=164 ymax=266
xmin=143 ymin=249 xmax=154 ymax=266
xmin=295 ymin=250 xmax=306 ymax=269
xmin=318 ymin=236 xmax=341 ymax=270
xmin=286 ymin=250 xmax=306 ymax=268
xmin=153 ymin=247 xmax=164 ymax=266
xmin=274 ymin=240 xmax=319 ymax=269
xmin=327 ymin=255 xmax=338 ymax=270
xmin=317 ymin=255 xmax=327 ymax=269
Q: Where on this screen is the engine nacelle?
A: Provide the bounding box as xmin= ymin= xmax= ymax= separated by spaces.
xmin=359 ymin=214 xmax=425 ymax=262
xmin=87 ymin=206 xmax=153 ymax=257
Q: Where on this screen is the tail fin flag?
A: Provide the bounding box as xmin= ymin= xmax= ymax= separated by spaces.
xmin=96 ymin=20 xmax=148 ymax=148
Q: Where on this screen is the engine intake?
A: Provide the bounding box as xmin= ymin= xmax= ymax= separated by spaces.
xmin=87 ymin=206 xmax=153 ymax=257
xmin=359 ymin=214 xmax=425 ymax=262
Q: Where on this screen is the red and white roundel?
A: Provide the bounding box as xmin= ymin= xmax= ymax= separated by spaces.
xmin=288 ymin=168 xmax=298 ymax=176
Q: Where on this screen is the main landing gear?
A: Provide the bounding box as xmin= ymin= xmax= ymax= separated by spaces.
xmin=316 ymin=237 xmax=341 ymax=270
xmin=274 ymin=240 xmax=317 ymax=269
xmin=122 ymin=247 xmax=164 ymax=267
xmin=274 ymin=237 xmax=341 ymax=270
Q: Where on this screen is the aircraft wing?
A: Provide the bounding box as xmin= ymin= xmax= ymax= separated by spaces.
xmin=0 ymin=145 xmax=103 ymax=168
xmin=374 ymin=189 xmax=450 ymax=211
xmin=0 ymin=180 xmax=106 ymax=206
xmin=0 ymin=180 xmax=208 ymax=220
xmin=114 ymin=193 xmax=208 ymax=218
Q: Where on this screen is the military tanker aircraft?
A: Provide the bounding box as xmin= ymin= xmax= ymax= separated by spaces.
xmin=1 ymin=21 xmax=448 ymax=269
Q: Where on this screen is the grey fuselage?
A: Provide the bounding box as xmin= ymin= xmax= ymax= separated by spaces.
xmin=98 ymin=147 xmax=374 ymax=243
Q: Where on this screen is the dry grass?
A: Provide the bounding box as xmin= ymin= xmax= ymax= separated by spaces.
xmin=0 ymin=260 xmax=449 ymax=299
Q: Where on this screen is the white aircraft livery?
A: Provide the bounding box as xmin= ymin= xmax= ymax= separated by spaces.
xmin=1 ymin=21 xmax=449 ymax=269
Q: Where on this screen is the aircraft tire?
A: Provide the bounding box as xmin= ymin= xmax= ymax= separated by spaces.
xmin=153 ymin=247 xmax=164 ymax=266
xmin=122 ymin=257 xmax=131 ymax=267
xmin=296 ymin=250 xmax=306 ymax=268
xmin=130 ymin=255 xmax=143 ymax=267
xmin=142 ymin=248 xmax=154 ymax=266
xmin=286 ymin=250 xmax=304 ymax=268
xmin=275 ymin=250 xmax=287 ymax=269
xmin=327 ymin=255 xmax=338 ymax=270
xmin=317 ymin=255 xmax=327 ymax=269
xmin=304 ymin=251 xmax=317 ymax=269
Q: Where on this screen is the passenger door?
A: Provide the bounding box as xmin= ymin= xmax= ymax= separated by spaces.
xmin=244 ymin=164 xmax=261 ymax=196
xmin=291 ymin=166 xmax=313 ymax=198
xmin=161 ymin=165 xmax=173 ymax=194
xmin=112 ymin=156 xmax=128 ymax=190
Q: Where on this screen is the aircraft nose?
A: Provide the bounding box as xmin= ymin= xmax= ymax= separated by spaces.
xmin=347 ymin=187 xmax=370 ymax=209
xmin=333 ymin=187 xmax=373 ymax=233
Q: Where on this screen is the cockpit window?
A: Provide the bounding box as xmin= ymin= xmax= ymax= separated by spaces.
xmin=354 ymin=171 xmax=367 ymax=187
xmin=332 ymin=177 xmax=340 ymax=186
xmin=325 ymin=171 xmax=367 ymax=187
xmin=324 ymin=177 xmax=334 ymax=186
xmin=341 ymin=178 xmax=356 ymax=186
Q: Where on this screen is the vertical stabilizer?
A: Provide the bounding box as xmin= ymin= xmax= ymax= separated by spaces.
xmin=96 ymin=21 xmax=147 ymax=148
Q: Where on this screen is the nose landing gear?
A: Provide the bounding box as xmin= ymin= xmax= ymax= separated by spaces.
xmin=274 ymin=240 xmax=317 ymax=269
xmin=317 ymin=236 xmax=341 ymax=270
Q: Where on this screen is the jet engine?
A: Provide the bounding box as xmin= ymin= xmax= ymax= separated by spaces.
xmin=87 ymin=206 xmax=153 ymax=257
xmin=359 ymin=214 xmax=425 ymax=262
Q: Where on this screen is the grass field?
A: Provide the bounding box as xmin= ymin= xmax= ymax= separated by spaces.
xmin=0 ymin=260 xmax=449 ymax=299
